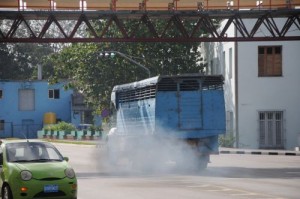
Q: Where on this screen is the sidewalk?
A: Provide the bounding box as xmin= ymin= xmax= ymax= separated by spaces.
xmin=219 ymin=147 xmax=300 ymax=156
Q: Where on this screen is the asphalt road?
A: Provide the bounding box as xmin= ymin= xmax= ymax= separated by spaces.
xmin=54 ymin=143 xmax=300 ymax=199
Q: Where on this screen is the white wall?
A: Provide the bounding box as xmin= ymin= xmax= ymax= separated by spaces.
xmin=204 ymin=17 xmax=300 ymax=149
xmin=237 ymin=41 xmax=300 ymax=149
xmin=202 ymin=20 xmax=237 ymax=142
xmin=222 ymin=41 xmax=236 ymax=136
xmin=215 ymin=21 xmax=237 ymax=140
xmin=236 ymin=18 xmax=300 ymax=149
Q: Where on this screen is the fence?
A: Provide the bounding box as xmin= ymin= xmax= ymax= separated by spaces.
xmin=0 ymin=122 xmax=42 ymax=139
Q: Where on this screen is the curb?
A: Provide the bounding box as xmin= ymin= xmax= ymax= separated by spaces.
xmin=219 ymin=148 xmax=300 ymax=156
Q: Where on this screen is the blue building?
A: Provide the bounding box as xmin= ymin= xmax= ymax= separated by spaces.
xmin=0 ymin=80 xmax=100 ymax=139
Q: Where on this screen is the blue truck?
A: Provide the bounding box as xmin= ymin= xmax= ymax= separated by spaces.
xmin=108 ymin=74 xmax=225 ymax=170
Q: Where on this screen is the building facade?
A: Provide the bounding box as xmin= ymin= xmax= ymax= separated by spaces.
xmin=203 ymin=18 xmax=300 ymax=150
xmin=0 ymin=80 xmax=100 ymax=138
xmin=0 ymin=80 xmax=73 ymax=138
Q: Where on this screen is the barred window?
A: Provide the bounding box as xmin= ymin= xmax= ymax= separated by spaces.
xmin=259 ymin=111 xmax=284 ymax=149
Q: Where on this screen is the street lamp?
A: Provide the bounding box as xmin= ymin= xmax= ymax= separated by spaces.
xmin=99 ymin=51 xmax=151 ymax=78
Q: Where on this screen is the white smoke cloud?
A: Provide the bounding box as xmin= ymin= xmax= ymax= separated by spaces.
xmin=94 ymin=126 xmax=209 ymax=175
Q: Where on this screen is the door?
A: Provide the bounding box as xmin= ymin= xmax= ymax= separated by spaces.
xmin=22 ymin=119 xmax=35 ymax=139
xmin=178 ymin=91 xmax=202 ymax=130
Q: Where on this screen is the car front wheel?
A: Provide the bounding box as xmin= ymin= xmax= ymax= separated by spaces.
xmin=3 ymin=185 xmax=13 ymax=199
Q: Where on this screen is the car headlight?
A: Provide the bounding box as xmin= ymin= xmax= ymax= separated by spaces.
xmin=65 ymin=168 xmax=75 ymax=179
xmin=21 ymin=170 xmax=32 ymax=181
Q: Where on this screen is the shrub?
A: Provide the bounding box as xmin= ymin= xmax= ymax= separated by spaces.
xmin=43 ymin=122 xmax=76 ymax=132
xmin=219 ymin=134 xmax=235 ymax=148
xmin=87 ymin=125 xmax=103 ymax=132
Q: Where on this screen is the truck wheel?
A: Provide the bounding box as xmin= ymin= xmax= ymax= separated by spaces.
xmin=198 ymin=155 xmax=209 ymax=170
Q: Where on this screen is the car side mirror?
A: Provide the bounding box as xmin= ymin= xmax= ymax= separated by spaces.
xmin=63 ymin=157 xmax=69 ymax=162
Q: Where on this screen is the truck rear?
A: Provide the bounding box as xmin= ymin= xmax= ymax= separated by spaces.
xmin=109 ymin=74 xmax=225 ymax=170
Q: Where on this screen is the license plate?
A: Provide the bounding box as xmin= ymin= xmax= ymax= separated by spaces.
xmin=44 ymin=185 xmax=58 ymax=193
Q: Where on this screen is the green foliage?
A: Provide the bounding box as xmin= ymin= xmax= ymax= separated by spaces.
xmin=219 ymin=134 xmax=235 ymax=148
xmin=2 ymin=18 xmax=210 ymax=120
xmin=43 ymin=122 xmax=102 ymax=132
xmin=0 ymin=43 xmax=55 ymax=80
xmin=88 ymin=125 xmax=103 ymax=132
xmin=43 ymin=122 xmax=76 ymax=132
xmin=47 ymin=41 xmax=204 ymax=112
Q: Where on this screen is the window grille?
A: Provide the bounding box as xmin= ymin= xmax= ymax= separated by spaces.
xmin=118 ymin=85 xmax=156 ymax=103
xmin=157 ymin=75 xmax=223 ymax=91
xmin=117 ymin=75 xmax=224 ymax=102
xmin=259 ymin=111 xmax=284 ymax=149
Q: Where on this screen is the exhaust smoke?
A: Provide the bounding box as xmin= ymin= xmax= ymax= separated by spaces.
xmin=94 ymin=127 xmax=207 ymax=174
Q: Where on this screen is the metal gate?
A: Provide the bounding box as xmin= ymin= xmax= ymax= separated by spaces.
xmin=0 ymin=122 xmax=13 ymax=138
xmin=0 ymin=122 xmax=41 ymax=138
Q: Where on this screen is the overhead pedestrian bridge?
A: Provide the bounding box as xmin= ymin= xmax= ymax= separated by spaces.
xmin=0 ymin=0 xmax=299 ymax=43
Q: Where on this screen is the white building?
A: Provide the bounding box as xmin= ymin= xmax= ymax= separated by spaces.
xmin=203 ymin=18 xmax=300 ymax=150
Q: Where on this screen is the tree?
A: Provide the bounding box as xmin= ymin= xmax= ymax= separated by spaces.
xmin=1 ymin=15 xmax=207 ymax=119
xmin=0 ymin=44 xmax=16 ymax=79
xmin=0 ymin=19 xmax=68 ymax=80
xmin=47 ymin=19 xmax=206 ymax=113
xmin=48 ymin=40 xmax=204 ymax=113
xmin=0 ymin=43 xmax=56 ymax=80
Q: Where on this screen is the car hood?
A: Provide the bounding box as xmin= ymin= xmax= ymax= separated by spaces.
xmin=14 ymin=161 xmax=69 ymax=179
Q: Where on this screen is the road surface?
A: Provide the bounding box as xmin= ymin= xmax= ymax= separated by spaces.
xmin=55 ymin=143 xmax=300 ymax=199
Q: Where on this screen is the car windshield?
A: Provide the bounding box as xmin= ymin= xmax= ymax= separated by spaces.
xmin=6 ymin=142 xmax=64 ymax=163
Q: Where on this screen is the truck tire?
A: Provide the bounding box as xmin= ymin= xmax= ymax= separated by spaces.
xmin=198 ymin=155 xmax=209 ymax=170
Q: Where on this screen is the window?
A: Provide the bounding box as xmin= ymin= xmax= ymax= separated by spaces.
xmin=79 ymin=0 xmax=87 ymax=10
xmin=229 ymin=48 xmax=233 ymax=79
xmin=256 ymin=0 xmax=263 ymax=7
xmin=0 ymin=89 xmax=2 ymax=99
xmin=6 ymin=142 xmax=63 ymax=162
xmin=227 ymin=1 xmax=234 ymax=8
xmin=210 ymin=60 xmax=214 ymax=75
xmin=259 ymin=111 xmax=284 ymax=149
xmin=0 ymin=120 xmax=4 ymax=131
xmin=222 ymin=51 xmax=226 ymax=75
xmin=19 ymin=0 xmax=27 ymax=10
xmin=50 ymin=0 xmax=57 ymax=10
xmin=19 ymin=89 xmax=35 ymax=111
xmin=49 ymin=89 xmax=60 ymax=99
xmin=258 ymin=46 xmax=282 ymax=77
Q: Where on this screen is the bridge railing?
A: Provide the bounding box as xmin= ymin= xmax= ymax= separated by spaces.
xmin=0 ymin=0 xmax=299 ymax=11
